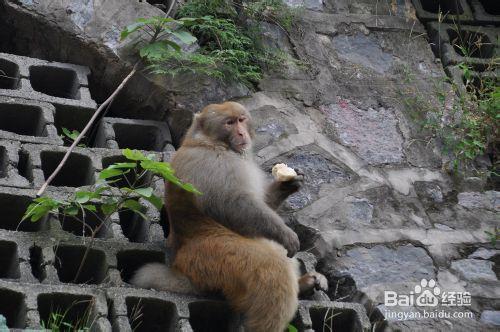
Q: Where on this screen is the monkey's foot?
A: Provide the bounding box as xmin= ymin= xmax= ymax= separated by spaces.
xmin=299 ymin=272 xmax=328 ymax=293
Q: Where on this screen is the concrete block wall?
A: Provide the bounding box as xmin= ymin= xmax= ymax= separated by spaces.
xmin=411 ymin=0 xmax=499 ymax=91
xmin=0 ymin=53 xmax=370 ymax=331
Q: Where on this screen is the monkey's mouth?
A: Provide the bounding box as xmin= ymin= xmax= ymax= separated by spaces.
xmin=235 ymin=142 xmax=249 ymax=152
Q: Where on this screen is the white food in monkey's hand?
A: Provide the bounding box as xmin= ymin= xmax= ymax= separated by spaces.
xmin=272 ymin=163 xmax=298 ymax=182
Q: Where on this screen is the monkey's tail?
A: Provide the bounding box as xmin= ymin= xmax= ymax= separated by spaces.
xmin=130 ymin=262 xmax=198 ymax=295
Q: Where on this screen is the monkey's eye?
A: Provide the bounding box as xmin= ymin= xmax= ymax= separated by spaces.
xmin=238 ymin=117 xmax=246 ymax=123
xmin=225 ymin=119 xmax=236 ymax=125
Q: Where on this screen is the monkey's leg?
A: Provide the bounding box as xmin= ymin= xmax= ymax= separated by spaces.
xmin=298 ymin=272 xmax=329 ymax=294
xmin=130 ymin=262 xmax=198 ymax=295
xmin=174 ymin=228 xmax=300 ymax=332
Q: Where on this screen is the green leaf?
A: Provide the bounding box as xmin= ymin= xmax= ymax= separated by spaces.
xmin=99 ymin=168 xmax=124 ymax=180
xmin=101 ymin=203 xmax=117 ymax=216
xmin=134 ymin=187 xmax=153 ymax=198
xmin=140 ymin=159 xmax=201 ymax=195
xmin=123 ymin=149 xmax=147 ymax=161
xmin=139 ymin=40 xmax=181 ymax=60
xmin=63 ymin=205 xmax=79 ymax=216
xmin=120 ymin=20 xmax=149 ymax=40
xmin=172 ymin=30 xmax=197 ymax=45
xmin=144 ymin=193 xmax=164 ymax=211
xmin=288 ymin=324 xmax=298 ymax=332
xmin=82 ymin=204 xmax=97 ymax=212
xmin=108 ymin=162 xmax=137 ymax=169
xmin=75 ymin=191 xmax=93 ymax=204
xmin=22 ymin=197 xmax=62 ymax=222
xmin=122 ymin=199 xmax=148 ymax=220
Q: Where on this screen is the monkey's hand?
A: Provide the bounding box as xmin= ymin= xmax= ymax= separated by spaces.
xmin=266 ymin=169 xmax=304 ymax=210
xmin=280 ymin=227 xmax=300 ymax=257
xmin=278 ymin=168 xmax=304 ymax=194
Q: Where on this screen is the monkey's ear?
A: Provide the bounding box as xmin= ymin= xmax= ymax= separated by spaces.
xmin=191 ymin=113 xmax=205 ymax=132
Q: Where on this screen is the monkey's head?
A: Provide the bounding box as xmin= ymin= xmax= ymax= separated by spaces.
xmin=189 ymin=102 xmax=254 ymax=154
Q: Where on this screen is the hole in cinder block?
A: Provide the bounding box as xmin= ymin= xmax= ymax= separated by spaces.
xmin=17 ymin=149 xmax=33 ymax=183
xmin=0 ymin=146 xmax=7 ymax=178
xmin=420 ymin=0 xmax=464 ymax=14
xmin=54 ymin=104 xmax=95 ymax=147
xmin=29 ymin=245 xmax=45 ymax=282
xmin=117 ymin=249 xmax=165 ymax=283
xmin=0 ymin=103 xmax=47 ymax=136
xmin=0 ymin=193 xmax=47 ymax=232
xmin=188 ymin=301 xmax=234 ymax=332
xmin=126 ymin=297 xmax=178 ymax=331
xmin=59 ymin=207 xmax=108 ymax=238
xmin=29 ymin=65 xmax=80 ymax=99
xmin=447 ymin=29 xmax=494 ymax=59
xmin=0 ymin=288 xmax=26 ymax=328
xmin=479 ymin=0 xmax=500 ymax=15
xmin=113 ymin=123 xmax=163 ymax=151
xmin=159 ymin=206 xmax=169 ymax=239
xmin=143 ymin=0 xmax=170 ymax=12
xmin=119 ymin=209 xmax=149 ymax=243
xmin=310 ymin=307 xmax=360 ymax=332
xmin=101 ymin=156 xmax=151 ymax=188
xmin=54 ymin=245 xmax=107 ymax=284
xmin=38 ymin=293 xmax=96 ymax=330
xmin=41 ymin=151 xmax=95 ymax=187
xmin=0 ymin=58 xmax=20 ymax=89
xmin=0 ymin=241 xmax=20 ymax=279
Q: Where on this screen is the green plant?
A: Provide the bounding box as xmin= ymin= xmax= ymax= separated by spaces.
xmin=401 ymin=19 xmax=499 ymax=175
xmin=288 ymin=323 xmax=298 ymax=332
xmin=23 ymin=149 xmax=199 ymax=282
xmin=61 ymin=127 xmax=86 ymax=147
xmin=485 ymin=226 xmax=499 ymax=246
xmin=122 ymin=1 xmax=296 ymax=86
xmin=41 ymin=299 xmax=95 ymax=332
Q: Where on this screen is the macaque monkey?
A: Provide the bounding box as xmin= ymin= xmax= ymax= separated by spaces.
xmin=131 ymin=102 xmax=327 ymax=331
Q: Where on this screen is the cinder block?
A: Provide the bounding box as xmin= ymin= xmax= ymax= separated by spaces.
xmin=0 ymin=240 xmax=20 ymax=280
xmin=0 ymin=140 xmax=31 ymax=188
xmin=469 ymin=0 xmax=500 ymax=25
xmin=411 ymin=0 xmax=474 ymax=23
xmin=297 ymin=301 xmax=372 ymax=331
xmin=0 ymin=187 xmax=49 ymax=233
xmin=0 ymin=52 xmax=96 ymax=109
xmin=0 ymin=286 xmax=27 ymax=329
xmin=0 ymin=96 xmax=62 ymax=145
xmin=445 ymin=65 xmax=499 ymax=95
xmin=0 ymin=280 xmax=108 ymax=330
xmin=94 ymin=117 xmax=172 ymax=152
xmin=53 ymin=103 xmax=97 ymax=147
xmin=427 ymin=22 xmax=499 ymax=68
xmin=22 ymin=143 xmax=99 ymax=189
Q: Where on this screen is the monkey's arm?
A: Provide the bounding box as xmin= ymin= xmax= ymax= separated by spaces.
xmin=207 ymin=194 xmax=300 ymax=257
xmin=202 ymin=193 xmax=300 ymax=256
xmin=265 ymin=176 xmax=303 ymax=210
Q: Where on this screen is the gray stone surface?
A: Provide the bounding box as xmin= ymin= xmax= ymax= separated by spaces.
xmin=481 ymin=310 xmax=500 ymax=326
xmin=327 ymin=245 xmax=435 ymax=289
xmin=451 ymin=259 xmax=497 ymax=282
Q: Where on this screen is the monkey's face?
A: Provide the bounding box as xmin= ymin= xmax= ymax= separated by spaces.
xmin=222 ymin=115 xmax=252 ymax=153
xmin=198 ymin=102 xmax=254 ymax=154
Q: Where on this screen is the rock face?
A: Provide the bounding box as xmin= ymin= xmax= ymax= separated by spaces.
xmin=0 ymin=0 xmax=498 ymax=331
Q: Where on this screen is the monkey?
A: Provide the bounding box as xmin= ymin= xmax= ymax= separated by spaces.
xmin=131 ymin=101 xmax=327 ymax=332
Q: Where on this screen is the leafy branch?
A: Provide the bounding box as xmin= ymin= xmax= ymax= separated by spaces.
xmin=25 ymin=149 xmax=200 ymax=283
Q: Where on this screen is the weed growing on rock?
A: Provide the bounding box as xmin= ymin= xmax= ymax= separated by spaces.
xmin=122 ymin=0 xmax=297 ymax=86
